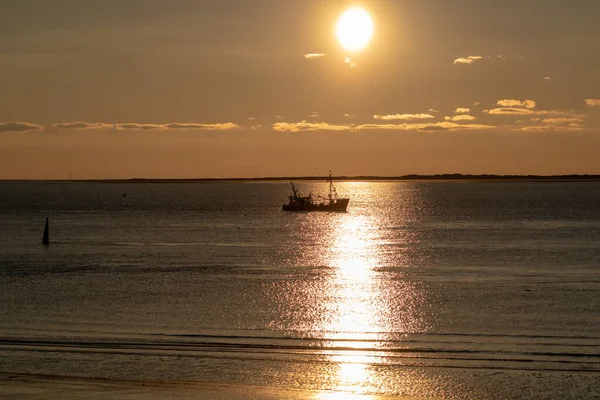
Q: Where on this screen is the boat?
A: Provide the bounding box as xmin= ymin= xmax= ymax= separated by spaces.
xmin=282 ymin=171 xmax=349 ymax=212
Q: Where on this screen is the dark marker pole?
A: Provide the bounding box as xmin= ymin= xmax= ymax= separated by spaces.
xmin=42 ymin=217 xmax=49 ymax=245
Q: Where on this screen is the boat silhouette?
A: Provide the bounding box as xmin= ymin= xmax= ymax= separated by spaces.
xmin=282 ymin=171 xmax=349 ymax=212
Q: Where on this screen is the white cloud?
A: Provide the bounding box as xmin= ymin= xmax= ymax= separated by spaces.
xmin=497 ymin=99 xmax=536 ymax=109
xmin=473 ymin=102 xmax=480 ymax=106
xmin=544 ymin=76 xmax=552 ymax=81
xmin=585 ymin=99 xmax=600 ymax=108
xmin=453 ymin=56 xmax=483 ymax=65
xmin=0 ymin=121 xmax=43 ymax=133
xmin=373 ymin=113 xmax=435 ymax=121
xmin=454 ymin=108 xmax=470 ymax=114
xmin=428 ymin=109 xmax=439 ymax=113
xmin=445 ymin=115 xmax=477 ymax=122
xmin=344 ymin=57 xmax=356 ymax=68
xmin=343 ymin=113 xmax=355 ymax=118
xmin=304 ymin=53 xmax=326 ymax=59
xmin=308 ymin=112 xmax=319 ymax=118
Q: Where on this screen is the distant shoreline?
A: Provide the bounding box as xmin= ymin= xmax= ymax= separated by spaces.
xmin=2 ymin=174 xmax=600 ymax=183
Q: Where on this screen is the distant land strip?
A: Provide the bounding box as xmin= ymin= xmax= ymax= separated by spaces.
xmin=3 ymin=174 xmax=600 ymax=183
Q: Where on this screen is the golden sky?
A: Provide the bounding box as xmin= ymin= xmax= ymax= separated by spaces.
xmin=1 ymin=0 xmax=599 ymax=178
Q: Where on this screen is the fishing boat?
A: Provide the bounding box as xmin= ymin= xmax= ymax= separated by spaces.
xmin=282 ymin=171 xmax=349 ymax=212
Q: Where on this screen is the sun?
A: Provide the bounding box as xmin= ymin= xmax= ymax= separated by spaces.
xmin=336 ymin=8 xmax=374 ymax=52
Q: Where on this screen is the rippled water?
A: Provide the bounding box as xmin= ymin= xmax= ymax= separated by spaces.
xmin=1 ymin=181 xmax=599 ymax=398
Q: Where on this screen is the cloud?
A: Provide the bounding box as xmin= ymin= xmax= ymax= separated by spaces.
xmin=274 ymin=115 xmax=284 ymax=120
xmin=516 ymin=124 xmax=584 ymax=132
xmin=273 ymin=121 xmax=494 ymax=133
xmin=453 ymin=56 xmax=483 ymax=65
xmin=485 ymin=98 xmax=539 ymax=115
xmin=357 ymin=122 xmax=494 ymax=132
xmin=585 ymin=99 xmax=600 ymax=108
xmin=373 ymin=113 xmax=435 ymax=121
xmin=343 ymin=113 xmax=354 ymax=118
xmin=544 ymin=76 xmax=552 ymax=81
xmin=116 ymin=123 xmax=162 ymax=130
xmin=486 ymin=107 xmax=583 ymax=118
xmin=164 ymin=123 xmax=239 ymax=130
xmin=454 ymin=108 xmax=470 ymax=114
xmin=473 ymin=102 xmax=481 ymax=106
xmin=308 ymin=112 xmax=319 ymax=118
xmin=445 ymin=115 xmax=477 ymax=122
xmin=305 ymin=53 xmax=326 ymax=59
xmin=53 ymin=122 xmax=113 ymax=130
xmin=510 ymin=112 xmax=586 ymax=132
xmin=542 ymin=117 xmax=585 ymax=125
xmin=497 ymin=99 xmax=536 ymax=109
xmin=116 ymin=122 xmax=239 ymax=131
xmin=344 ymin=57 xmax=356 ymax=68
xmin=273 ymin=121 xmax=351 ymax=132
xmin=428 ymin=109 xmax=440 ymax=113
xmin=453 ymin=55 xmax=518 ymax=65
xmin=0 ymin=121 xmax=43 ymax=133
xmin=486 ymin=108 xmax=537 ymax=116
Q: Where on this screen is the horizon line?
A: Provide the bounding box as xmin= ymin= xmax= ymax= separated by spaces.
xmin=2 ymin=173 xmax=600 ymax=183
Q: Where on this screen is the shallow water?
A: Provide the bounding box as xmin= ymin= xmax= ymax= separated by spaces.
xmin=1 ymin=181 xmax=599 ymax=398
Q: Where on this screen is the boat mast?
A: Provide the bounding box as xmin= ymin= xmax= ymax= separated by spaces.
xmin=328 ymin=170 xmax=336 ymax=201
xmin=290 ymin=182 xmax=298 ymax=199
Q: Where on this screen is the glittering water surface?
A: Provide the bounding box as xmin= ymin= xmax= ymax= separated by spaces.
xmin=1 ymin=181 xmax=599 ymax=398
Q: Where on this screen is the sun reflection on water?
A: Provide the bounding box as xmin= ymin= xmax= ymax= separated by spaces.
xmin=315 ymin=182 xmax=428 ymax=395
xmin=274 ymin=183 xmax=431 ymax=395
xmin=321 ymin=213 xmax=386 ymax=394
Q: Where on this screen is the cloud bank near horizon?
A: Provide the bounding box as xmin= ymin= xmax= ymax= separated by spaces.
xmin=273 ymin=120 xmax=494 ymax=132
xmin=0 ymin=122 xmax=43 ymax=133
xmin=53 ymin=122 xmax=114 ymax=130
xmin=2 ymin=96 xmax=597 ymax=137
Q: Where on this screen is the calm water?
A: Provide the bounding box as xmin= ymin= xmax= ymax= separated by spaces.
xmin=1 ymin=181 xmax=599 ymax=399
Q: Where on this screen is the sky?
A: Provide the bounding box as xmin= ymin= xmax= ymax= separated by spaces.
xmin=1 ymin=0 xmax=600 ymax=179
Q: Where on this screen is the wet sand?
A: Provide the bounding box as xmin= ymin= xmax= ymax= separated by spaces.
xmin=0 ymin=373 xmax=404 ymax=400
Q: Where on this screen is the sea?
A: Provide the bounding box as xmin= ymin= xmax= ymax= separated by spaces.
xmin=0 ymin=181 xmax=599 ymax=399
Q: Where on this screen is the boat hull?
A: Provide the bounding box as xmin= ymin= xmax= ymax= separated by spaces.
xmin=282 ymin=198 xmax=349 ymax=212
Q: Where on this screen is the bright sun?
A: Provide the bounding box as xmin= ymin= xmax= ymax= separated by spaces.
xmin=336 ymin=8 xmax=373 ymax=52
